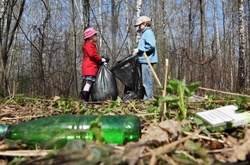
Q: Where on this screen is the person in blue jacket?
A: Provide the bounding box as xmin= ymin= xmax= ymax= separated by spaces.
xmin=133 ymin=16 xmax=158 ymax=100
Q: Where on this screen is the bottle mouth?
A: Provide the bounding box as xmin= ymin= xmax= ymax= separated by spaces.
xmin=0 ymin=125 xmax=9 ymax=139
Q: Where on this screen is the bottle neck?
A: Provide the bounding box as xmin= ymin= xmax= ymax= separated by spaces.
xmin=0 ymin=125 xmax=9 ymax=139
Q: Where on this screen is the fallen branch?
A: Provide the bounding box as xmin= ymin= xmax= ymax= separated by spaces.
xmin=0 ymin=96 xmax=14 ymax=109
xmin=207 ymin=148 xmax=234 ymax=153
xmin=0 ymin=112 xmax=13 ymax=118
xmin=183 ymin=132 xmax=231 ymax=145
xmin=0 ymin=150 xmax=52 ymax=157
xmin=1 ymin=115 xmax=44 ymax=120
xmin=198 ymin=87 xmax=250 ymax=98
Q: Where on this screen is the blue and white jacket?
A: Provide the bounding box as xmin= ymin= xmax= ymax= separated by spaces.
xmin=137 ymin=27 xmax=158 ymax=64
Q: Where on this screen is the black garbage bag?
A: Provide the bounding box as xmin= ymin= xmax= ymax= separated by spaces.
xmin=111 ymin=55 xmax=144 ymax=101
xmin=91 ymin=64 xmax=118 ymax=101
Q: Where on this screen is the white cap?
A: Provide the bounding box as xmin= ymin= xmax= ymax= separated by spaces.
xmin=135 ymin=16 xmax=151 ymax=27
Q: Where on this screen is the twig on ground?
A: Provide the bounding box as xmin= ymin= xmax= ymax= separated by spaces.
xmin=206 ymin=148 xmax=234 ymax=153
xmin=158 ymin=154 xmax=178 ymax=165
xmin=136 ymin=113 xmax=159 ymax=117
xmin=148 ymin=148 xmax=157 ymax=165
xmin=0 ymin=96 xmax=14 ymax=109
xmin=141 ymin=129 xmax=201 ymax=158
xmin=183 ymin=131 xmax=231 ymax=146
xmin=127 ymin=100 xmax=140 ymax=113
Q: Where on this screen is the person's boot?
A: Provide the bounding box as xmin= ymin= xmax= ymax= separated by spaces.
xmin=81 ymin=91 xmax=90 ymax=102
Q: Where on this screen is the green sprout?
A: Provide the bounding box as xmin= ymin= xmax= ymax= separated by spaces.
xmin=166 ymin=78 xmax=201 ymax=119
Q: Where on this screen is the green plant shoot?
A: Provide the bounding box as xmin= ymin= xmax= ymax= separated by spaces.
xmin=89 ymin=116 xmax=105 ymax=144
xmin=167 ymin=78 xmax=201 ymax=119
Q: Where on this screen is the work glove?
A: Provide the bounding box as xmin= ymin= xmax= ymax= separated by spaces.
xmin=101 ymin=57 xmax=110 ymax=63
xmin=132 ymin=48 xmax=139 ymax=56
xmin=101 ymin=58 xmax=106 ymax=62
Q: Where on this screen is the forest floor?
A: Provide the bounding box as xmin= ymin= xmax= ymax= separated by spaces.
xmin=0 ymin=94 xmax=250 ymax=165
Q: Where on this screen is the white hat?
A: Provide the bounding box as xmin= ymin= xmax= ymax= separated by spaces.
xmin=135 ymin=16 xmax=151 ymax=27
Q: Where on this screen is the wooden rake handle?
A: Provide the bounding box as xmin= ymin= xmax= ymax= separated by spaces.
xmin=143 ymin=52 xmax=162 ymax=87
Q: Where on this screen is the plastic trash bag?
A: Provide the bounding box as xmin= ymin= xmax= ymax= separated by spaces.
xmin=111 ymin=55 xmax=144 ymax=101
xmin=91 ymin=64 xmax=118 ymax=101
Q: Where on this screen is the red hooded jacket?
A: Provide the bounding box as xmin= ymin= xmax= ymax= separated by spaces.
xmin=82 ymin=40 xmax=102 ymax=76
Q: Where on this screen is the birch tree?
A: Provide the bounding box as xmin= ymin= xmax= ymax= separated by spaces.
xmin=136 ymin=0 xmax=142 ymax=43
xmin=74 ymin=0 xmax=84 ymax=26
xmin=213 ymin=0 xmax=222 ymax=65
xmin=237 ymin=0 xmax=246 ymax=92
xmin=98 ymin=0 xmax=103 ymax=48
xmin=222 ymin=0 xmax=229 ymax=89
xmin=199 ymin=0 xmax=206 ymax=86
xmin=213 ymin=0 xmax=222 ymax=88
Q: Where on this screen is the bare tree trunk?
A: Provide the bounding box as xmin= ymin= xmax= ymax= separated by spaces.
xmin=111 ymin=0 xmax=118 ymax=59
xmin=74 ymin=0 xmax=84 ymax=26
xmin=179 ymin=0 xmax=185 ymax=80
xmin=83 ymin=0 xmax=90 ymax=29
xmin=237 ymin=0 xmax=246 ymax=92
xmin=213 ymin=0 xmax=222 ymax=89
xmin=37 ymin=0 xmax=50 ymax=96
xmin=188 ymin=0 xmax=194 ymax=84
xmin=199 ymin=0 xmax=206 ymax=86
xmin=247 ymin=0 xmax=250 ymax=87
xmin=0 ymin=0 xmax=26 ymax=97
xmin=98 ymin=0 xmax=103 ymax=48
xmin=71 ymin=0 xmax=78 ymax=96
xmin=222 ymin=0 xmax=226 ymax=64
xmin=0 ymin=0 xmax=7 ymax=96
xmin=125 ymin=0 xmax=130 ymax=53
xmin=243 ymin=0 xmax=248 ymax=85
xmin=200 ymin=0 xmax=206 ymax=58
xmin=222 ymin=0 xmax=229 ymax=90
xmin=136 ymin=0 xmax=142 ymax=43
xmin=230 ymin=0 xmax=236 ymax=92
xmin=156 ymin=0 xmax=168 ymax=84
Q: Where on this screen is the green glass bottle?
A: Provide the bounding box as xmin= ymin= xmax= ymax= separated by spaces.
xmin=0 ymin=115 xmax=141 ymax=149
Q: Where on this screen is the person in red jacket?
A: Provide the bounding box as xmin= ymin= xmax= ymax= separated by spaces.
xmin=81 ymin=28 xmax=109 ymax=102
